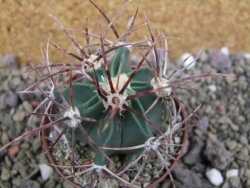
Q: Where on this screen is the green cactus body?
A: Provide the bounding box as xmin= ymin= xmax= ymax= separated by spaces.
xmin=54 ymin=47 xmax=168 ymax=165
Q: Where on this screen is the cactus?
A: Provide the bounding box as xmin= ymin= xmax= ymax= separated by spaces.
xmin=53 ymin=45 xmax=170 ymax=166
xmin=0 ymin=1 xmax=220 ymax=187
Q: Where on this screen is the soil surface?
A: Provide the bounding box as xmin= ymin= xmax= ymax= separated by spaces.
xmin=1 ymin=0 xmax=250 ymax=64
xmin=0 ymin=49 xmax=249 ymax=188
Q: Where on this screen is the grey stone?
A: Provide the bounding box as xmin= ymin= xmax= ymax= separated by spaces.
xmin=236 ymin=148 xmax=249 ymax=161
xmin=246 ymin=179 xmax=250 ymax=187
xmin=5 ymin=90 xmax=18 ymax=107
xmin=221 ymin=181 xmax=230 ymax=188
xmin=13 ymin=108 xmax=25 ymax=122
xmin=0 ymin=54 xmax=19 ymax=69
xmin=225 ymin=140 xmax=237 ymax=151
xmin=20 ymin=180 xmax=41 ymax=188
xmin=191 ymin=163 xmax=206 ymax=173
xmin=10 ymin=76 xmax=21 ymax=89
xmin=196 ymin=116 xmax=209 ymax=132
xmin=183 ymin=137 xmax=204 ymax=165
xmin=1 ymin=114 xmax=14 ymax=131
xmin=230 ymin=123 xmax=239 ymax=131
xmin=235 ymin=66 xmax=244 ymax=75
xmin=160 ymin=181 xmax=172 ymax=188
xmin=204 ymin=136 xmax=233 ymax=170
xmin=4 ymin=156 xmax=12 ymax=167
xmin=10 ymin=169 xmax=18 ymax=176
xmin=228 ymin=177 xmax=242 ymax=188
xmin=244 ymin=169 xmax=250 ymax=179
xmin=32 ymin=137 xmax=41 ymax=153
xmin=44 ymin=179 xmax=56 ymax=188
xmin=172 ymin=164 xmax=202 ymax=188
xmin=218 ymin=115 xmax=232 ymax=124
xmin=210 ymin=50 xmax=232 ymax=70
xmin=63 ymin=181 xmax=73 ymax=188
xmin=12 ymin=177 xmax=22 ymax=186
xmin=0 ymin=93 xmax=7 ymax=110
xmin=239 ymin=135 xmax=248 ymax=145
xmin=198 ymin=51 xmax=209 ymax=63
xmin=22 ymin=100 xmax=33 ymax=112
xmin=1 ymin=132 xmax=9 ymax=144
xmin=1 ymin=167 xmax=11 ymax=181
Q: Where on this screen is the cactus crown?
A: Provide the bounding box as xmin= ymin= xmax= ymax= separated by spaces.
xmin=54 ymin=46 xmax=169 ymax=165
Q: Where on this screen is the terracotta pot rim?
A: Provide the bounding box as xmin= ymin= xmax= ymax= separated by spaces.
xmin=41 ymin=101 xmax=188 ymax=188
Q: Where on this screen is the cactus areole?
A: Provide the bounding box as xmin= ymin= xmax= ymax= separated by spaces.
xmin=54 ymin=47 xmax=170 ymax=166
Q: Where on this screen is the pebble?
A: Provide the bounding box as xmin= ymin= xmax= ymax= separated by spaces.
xmin=22 ymin=100 xmax=33 ymax=112
xmin=13 ymin=108 xmax=26 ymax=122
xmin=180 ymin=52 xmax=196 ymax=69
xmin=1 ymin=132 xmax=10 ymax=144
xmin=8 ymin=145 xmax=20 ymax=157
xmin=206 ymin=168 xmax=224 ymax=186
xmin=1 ymin=115 xmax=14 ymax=131
xmin=1 ymin=167 xmax=11 ymax=181
xmin=220 ymin=47 xmax=230 ymax=56
xmin=20 ymin=180 xmax=41 ymax=188
xmin=39 ymin=164 xmax=53 ymax=181
xmin=228 ymin=177 xmax=241 ymax=188
xmin=183 ymin=137 xmax=204 ymax=165
xmin=244 ymin=169 xmax=250 ymax=179
xmin=196 ymin=116 xmax=209 ymax=132
xmin=44 ymin=179 xmax=57 ymax=188
xmin=0 ymin=93 xmax=7 ymax=110
xmin=173 ymin=164 xmax=202 ymax=188
xmin=236 ymin=148 xmax=249 ymax=161
xmin=226 ymin=169 xmax=239 ymax=179
xmin=230 ymin=123 xmax=239 ymax=131
xmin=222 ymin=181 xmax=230 ymax=188
xmin=245 ymin=53 xmax=250 ymax=59
xmin=99 ymin=179 xmax=119 ymax=188
xmin=32 ymin=138 xmax=41 ymax=153
xmin=5 ymin=91 xmax=18 ymax=107
xmin=208 ymin=84 xmax=217 ymax=92
xmin=239 ymin=135 xmax=248 ymax=145
xmin=4 ymin=156 xmax=12 ymax=167
xmin=210 ymin=50 xmax=232 ymax=70
xmin=0 ymin=54 xmax=19 ymax=69
xmin=12 ymin=177 xmax=21 ymax=186
xmin=218 ymin=115 xmax=232 ymax=124
xmin=204 ymin=135 xmax=233 ymax=170
xmin=198 ymin=51 xmax=209 ymax=62
xmin=225 ymin=140 xmax=237 ymax=151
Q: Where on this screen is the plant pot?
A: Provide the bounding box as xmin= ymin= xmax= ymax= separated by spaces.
xmin=41 ymin=99 xmax=187 ymax=188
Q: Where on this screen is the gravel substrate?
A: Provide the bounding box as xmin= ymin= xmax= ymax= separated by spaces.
xmin=0 ymin=50 xmax=249 ymax=188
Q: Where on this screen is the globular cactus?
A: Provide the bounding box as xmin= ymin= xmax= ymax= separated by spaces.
xmin=55 ymin=46 xmax=169 ymax=166
xmin=0 ymin=1 xmax=219 ymax=187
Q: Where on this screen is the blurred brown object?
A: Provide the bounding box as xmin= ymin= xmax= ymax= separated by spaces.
xmin=0 ymin=0 xmax=249 ymax=65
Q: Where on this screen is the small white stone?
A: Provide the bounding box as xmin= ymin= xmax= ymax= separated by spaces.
xmin=39 ymin=164 xmax=53 ymax=181
xmin=174 ymin=136 xmax=181 ymax=144
xmin=244 ymin=53 xmax=250 ymax=59
xmin=220 ymin=47 xmax=230 ymax=56
xmin=226 ymin=169 xmax=239 ymax=179
xmin=180 ymin=52 xmax=196 ymax=69
xmin=206 ymin=168 xmax=224 ymax=186
xmin=208 ymin=84 xmax=217 ymax=92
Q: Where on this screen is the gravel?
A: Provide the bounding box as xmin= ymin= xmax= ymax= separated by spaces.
xmin=160 ymin=50 xmax=250 ymax=187
xmin=0 ymin=50 xmax=250 ymax=187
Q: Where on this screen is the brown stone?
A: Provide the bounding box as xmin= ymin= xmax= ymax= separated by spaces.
xmin=8 ymin=145 xmax=20 ymax=157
